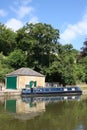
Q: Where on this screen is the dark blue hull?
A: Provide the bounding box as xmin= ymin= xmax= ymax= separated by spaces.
xmin=21 ymin=86 xmax=82 ymax=96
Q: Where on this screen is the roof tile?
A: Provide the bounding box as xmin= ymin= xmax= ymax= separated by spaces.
xmin=6 ymin=67 xmax=45 ymax=77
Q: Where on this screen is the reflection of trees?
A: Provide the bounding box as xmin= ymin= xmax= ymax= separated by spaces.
xmin=0 ymin=99 xmax=87 ymax=130
xmin=43 ymin=100 xmax=87 ymax=130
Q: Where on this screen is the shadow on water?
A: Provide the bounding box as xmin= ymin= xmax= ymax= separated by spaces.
xmin=0 ymin=94 xmax=87 ymax=130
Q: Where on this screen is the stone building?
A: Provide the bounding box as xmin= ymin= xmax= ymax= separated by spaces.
xmin=6 ymin=67 xmax=45 ymax=90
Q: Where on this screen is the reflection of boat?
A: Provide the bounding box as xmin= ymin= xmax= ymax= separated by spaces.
xmin=21 ymin=86 xmax=82 ymax=96
xmin=5 ymin=95 xmax=81 ymax=120
xmin=22 ymin=95 xmax=81 ymax=104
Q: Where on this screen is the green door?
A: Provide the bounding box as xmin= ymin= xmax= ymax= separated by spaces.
xmin=6 ymin=76 xmax=17 ymax=89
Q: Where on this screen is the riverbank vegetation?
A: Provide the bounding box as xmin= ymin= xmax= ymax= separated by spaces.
xmin=0 ymin=22 xmax=87 ymax=86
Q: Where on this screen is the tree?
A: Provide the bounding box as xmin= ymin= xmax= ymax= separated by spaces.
xmin=78 ymin=56 xmax=87 ymax=83
xmin=7 ymin=49 xmax=27 ymax=69
xmin=0 ymin=53 xmax=13 ymax=82
xmin=46 ymin=44 xmax=81 ymax=85
xmin=0 ymin=64 xmax=13 ymax=83
xmin=16 ymin=23 xmax=60 ymax=69
xmin=0 ymin=23 xmax=16 ymax=55
xmin=81 ymin=39 xmax=87 ymax=57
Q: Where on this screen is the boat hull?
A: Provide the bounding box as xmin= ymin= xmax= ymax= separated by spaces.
xmin=21 ymin=86 xmax=82 ymax=96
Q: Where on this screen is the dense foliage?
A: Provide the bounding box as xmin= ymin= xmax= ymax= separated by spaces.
xmin=0 ymin=22 xmax=87 ymax=85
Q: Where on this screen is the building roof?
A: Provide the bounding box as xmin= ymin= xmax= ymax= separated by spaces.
xmin=6 ymin=67 xmax=45 ymax=77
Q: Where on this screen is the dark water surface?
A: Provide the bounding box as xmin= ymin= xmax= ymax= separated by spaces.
xmin=0 ymin=95 xmax=87 ymax=130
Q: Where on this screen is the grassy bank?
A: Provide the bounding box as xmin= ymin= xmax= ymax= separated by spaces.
xmin=78 ymin=84 xmax=87 ymax=95
xmin=78 ymin=84 xmax=87 ymax=90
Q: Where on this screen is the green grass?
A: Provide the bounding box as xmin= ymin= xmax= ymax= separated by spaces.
xmin=80 ymin=87 xmax=87 ymax=90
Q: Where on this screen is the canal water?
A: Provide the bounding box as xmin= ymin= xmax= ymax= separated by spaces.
xmin=0 ymin=95 xmax=87 ymax=130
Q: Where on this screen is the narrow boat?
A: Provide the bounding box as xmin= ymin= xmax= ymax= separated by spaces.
xmin=21 ymin=86 xmax=82 ymax=96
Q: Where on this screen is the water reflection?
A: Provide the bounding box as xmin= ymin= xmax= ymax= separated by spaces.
xmin=0 ymin=95 xmax=87 ymax=130
xmin=4 ymin=95 xmax=81 ymax=120
xmin=22 ymin=95 xmax=81 ymax=103
xmin=5 ymin=98 xmax=45 ymax=120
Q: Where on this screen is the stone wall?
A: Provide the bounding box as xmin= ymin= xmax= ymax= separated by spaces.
xmin=17 ymin=75 xmax=45 ymax=89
